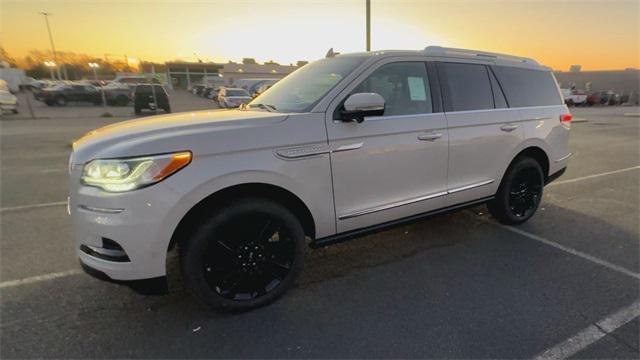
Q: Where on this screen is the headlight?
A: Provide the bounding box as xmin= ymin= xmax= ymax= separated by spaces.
xmin=81 ymin=151 xmax=192 ymax=192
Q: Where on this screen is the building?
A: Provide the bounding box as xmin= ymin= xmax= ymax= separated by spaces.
xmin=554 ymin=69 xmax=639 ymax=96
xmin=164 ymin=62 xmax=223 ymax=89
xmin=159 ymin=59 xmax=304 ymax=89
xmin=218 ymin=61 xmax=300 ymax=86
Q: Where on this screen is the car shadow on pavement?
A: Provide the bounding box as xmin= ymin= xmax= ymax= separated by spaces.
xmin=1 ymin=201 xmax=638 ymax=358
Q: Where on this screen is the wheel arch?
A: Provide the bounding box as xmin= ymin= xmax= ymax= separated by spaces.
xmin=504 ymin=146 xmax=550 ymax=183
xmin=168 ymin=182 xmax=316 ymax=252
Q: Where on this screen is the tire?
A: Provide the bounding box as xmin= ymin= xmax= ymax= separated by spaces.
xmin=134 ymin=106 xmax=142 ymax=115
xmin=487 ymin=157 xmax=544 ymax=225
xmin=12 ymin=109 xmax=18 ymax=114
xmin=163 ymin=106 xmax=171 ymax=113
xmin=55 ymin=96 xmax=67 ymax=106
xmin=180 ymin=198 xmax=306 ymax=312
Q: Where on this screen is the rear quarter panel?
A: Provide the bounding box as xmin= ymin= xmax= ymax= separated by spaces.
xmin=518 ymin=105 xmax=571 ymax=176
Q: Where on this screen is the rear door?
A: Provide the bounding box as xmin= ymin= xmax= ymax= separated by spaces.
xmin=438 ymin=61 xmax=524 ymax=206
xmin=327 ymin=59 xmax=449 ymax=233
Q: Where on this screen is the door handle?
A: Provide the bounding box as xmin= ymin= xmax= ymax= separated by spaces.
xmin=418 ymin=132 xmax=443 ymax=141
xmin=500 ymin=124 xmax=519 ymax=132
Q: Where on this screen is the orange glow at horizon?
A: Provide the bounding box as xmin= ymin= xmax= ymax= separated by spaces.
xmin=2 ymin=0 xmax=638 ymax=71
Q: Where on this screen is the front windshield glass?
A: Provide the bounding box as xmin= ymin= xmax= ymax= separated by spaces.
xmin=248 ymin=56 xmax=365 ymax=113
xmin=226 ymin=89 xmax=249 ymax=97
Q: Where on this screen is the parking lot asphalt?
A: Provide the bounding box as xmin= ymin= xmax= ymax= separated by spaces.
xmin=1 ymin=104 xmax=638 ymax=358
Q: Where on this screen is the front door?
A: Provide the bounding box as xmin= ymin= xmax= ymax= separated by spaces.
xmin=327 ymin=60 xmax=449 ymax=233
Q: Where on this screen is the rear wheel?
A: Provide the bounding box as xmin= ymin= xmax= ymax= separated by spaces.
xmin=180 ymin=198 xmax=305 ymax=311
xmin=134 ymin=106 xmax=142 ymax=115
xmin=488 ymin=157 xmax=544 ymax=225
xmin=55 ymin=96 xmax=67 ymax=106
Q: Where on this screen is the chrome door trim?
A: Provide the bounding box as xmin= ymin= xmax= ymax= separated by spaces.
xmin=554 ymin=152 xmax=572 ymax=163
xmin=332 ymin=142 xmax=364 ymax=153
xmin=275 ymin=144 xmax=331 ymax=159
xmin=338 ymin=179 xmax=495 ymax=220
xmin=338 ymin=190 xmax=448 ymax=220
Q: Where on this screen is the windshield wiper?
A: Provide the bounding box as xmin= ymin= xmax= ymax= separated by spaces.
xmin=248 ymin=103 xmax=277 ymax=112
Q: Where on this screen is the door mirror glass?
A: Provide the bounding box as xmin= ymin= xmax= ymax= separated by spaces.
xmin=341 ymin=92 xmax=385 ymax=123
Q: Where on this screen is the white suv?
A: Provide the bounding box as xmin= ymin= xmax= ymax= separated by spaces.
xmin=69 ymin=47 xmax=572 ymax=311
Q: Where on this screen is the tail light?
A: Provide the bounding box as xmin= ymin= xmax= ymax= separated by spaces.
xmin=560 ymin=114 xmax=573 ymax=123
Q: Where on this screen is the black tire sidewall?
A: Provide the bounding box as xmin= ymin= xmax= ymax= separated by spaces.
xmin=180 ymin=198 xmax=306 ymax=311
xmin=490 ymin=157 xmax=544 ymax=225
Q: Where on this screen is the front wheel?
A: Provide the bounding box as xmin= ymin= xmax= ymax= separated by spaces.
xmin=180 ymin=198 xmax=306 ymax=311
xmin=488 ymin=157 xmax=544 ymax=225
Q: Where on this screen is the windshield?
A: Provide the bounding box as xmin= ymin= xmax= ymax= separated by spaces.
xmin=248 ymin=56 xmax=365 ymax=113
xmin=226 ymin=89 xmax=250 ymax=97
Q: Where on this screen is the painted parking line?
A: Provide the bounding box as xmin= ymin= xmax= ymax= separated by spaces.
xmin=0 ymin=269 xmax=83 ymax=290
xmin=548 ymin=165 xmax=640 ymax=186
xmin=497 ymin=224 xmax=640 ymax=280
xmin=0 ymin=201 xmax=67 ymax=213
xmin=534 ymin=300 xmax=640 ymax=360
xmin=40 ymin=168 xmax=66 ymax=173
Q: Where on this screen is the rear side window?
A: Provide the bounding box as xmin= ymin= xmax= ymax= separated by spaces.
xmin=492 ymin=66 xmax=563 ymax=107
xmin=439 ymin=62 xmax=494 ymax=112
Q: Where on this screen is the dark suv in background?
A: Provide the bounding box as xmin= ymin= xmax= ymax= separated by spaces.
xmin=133 ymin=85 xmax=171 ymax=115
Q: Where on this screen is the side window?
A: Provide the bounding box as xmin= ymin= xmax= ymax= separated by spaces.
xmin=352 ymin=62 xmax=432 ymax=116
xmin=439 ymin=62 xmax=494 ymax=112
xmin=488 ymin=68 xmax=508 ymax=108
xmin=492 ymin=66 xmax=563 ymax=107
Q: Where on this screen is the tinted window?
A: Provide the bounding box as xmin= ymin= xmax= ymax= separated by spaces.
xmin=488 ymin=68 xmax=508 ymax=108
xmin=492 ymin=66 xmax=563 ymax=107
xmin=352 ymin=62 xmax=432 ymax=116
xmin=439 ymin=62 xmax=494 ymax=112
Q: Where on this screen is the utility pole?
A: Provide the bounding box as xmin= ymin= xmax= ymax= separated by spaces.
xmin=366 ymin=0 xmax=371 ymax=51
xmin=39 ymin=12 xmax=63 ymax=80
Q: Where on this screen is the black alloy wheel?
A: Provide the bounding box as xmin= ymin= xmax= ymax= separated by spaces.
xmin=508 ymin=167 xmax=542 ymax=218
xmin=488 ymin=156 xmax=544 ymax=225
xmin=180 ymin=198 xmax=305 ymax=311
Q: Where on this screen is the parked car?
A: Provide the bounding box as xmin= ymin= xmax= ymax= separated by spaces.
xmin=247 ymin=79 xmax=279 ymax=96
xmin=599 ymin=90 xmax=621 ymax=105
xmin=38 ymin=83 xmax=102 ymax=106
xmin=217 ymin=87 xmax=252 ymax=108
xmin=110 ymin=76 xmax=159 ymax=90
xmin=69 ymin=46 xmax=571 ymax=311
xmin=252 ymin=83 xmax=273 ymax=99
xmin=133 ymin=84 xmax=170 ymax=115
xmin=191 ymin=84 xmax=206 ymax=96
xmin=586 ymin=91 xmax=602 ymax=106
xmin=561 ymin=88 xmax=587 ymax=106
xmin=0 ymin=90 xmax=18 ymax=113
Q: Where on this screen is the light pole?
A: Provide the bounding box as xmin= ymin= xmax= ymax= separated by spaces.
xmin=88 ymin=62 xmax=108 ymax=110
xmin=366 ymin=0 xmax=371 ymax=51
xmin=44 ymin=61 xmax=56 ymax=80
xmin=39 ymin=12 xmax=63 ymax=80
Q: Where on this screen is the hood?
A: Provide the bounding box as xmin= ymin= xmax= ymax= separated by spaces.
xmin=72 ymin=109 xmax=288 ymax=164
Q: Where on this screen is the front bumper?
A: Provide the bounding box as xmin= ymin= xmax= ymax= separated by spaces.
xmin=69 ymin=167 xmax=183 ymax=281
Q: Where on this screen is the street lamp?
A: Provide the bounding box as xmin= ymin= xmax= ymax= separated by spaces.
xmin=44 ymin=61 xmax=56 ymax=80
xmin=88 ymin=62 xmax=108 ymax=110
xmin=39 ymin=12 xmax=64 ymax=80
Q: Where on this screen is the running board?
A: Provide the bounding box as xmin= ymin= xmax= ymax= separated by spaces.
xmin=311 ymin=196 xmax=494 ymax=249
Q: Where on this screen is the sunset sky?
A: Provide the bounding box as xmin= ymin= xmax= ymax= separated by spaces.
xmin=2 ymin=0 xmax=638 ymax=71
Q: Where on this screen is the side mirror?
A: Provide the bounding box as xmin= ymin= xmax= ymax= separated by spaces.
xmin=341 ymin=92 xmax=385 ymax=123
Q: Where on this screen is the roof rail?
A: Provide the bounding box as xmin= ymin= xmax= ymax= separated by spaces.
xmin=424 ymin=46 xmax=539 ymax=65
